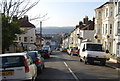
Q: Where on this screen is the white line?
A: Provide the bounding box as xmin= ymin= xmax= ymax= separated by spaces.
xmin=64 ymin=62 xmax=79 ymax=81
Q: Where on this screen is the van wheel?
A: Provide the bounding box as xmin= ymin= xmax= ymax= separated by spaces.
xmin=100 ymin=60 xmax=106 ymax=66
xmin=84 ymin=58 xmax=87 ymax=64
xmin=79 ymin=57 xmax=83 ymax=62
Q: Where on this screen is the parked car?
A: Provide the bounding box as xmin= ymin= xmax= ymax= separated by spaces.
xmin=38 ymin=49 xmax=50 ymax=58
xmin=67 ymin=48 xmax=79 ymax=56
xmin=27 ymin=51 xmax=45 ymax=72
xmin=42 ymin=46 xmax=52 ymax=54
xmin=61 ymin=48 xmax=67 ymax=52
xmin=0 ymin=53 xmax=37 ymax=81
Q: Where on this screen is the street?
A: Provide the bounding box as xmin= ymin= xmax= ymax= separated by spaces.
xmin=36 ymin=51 xmax=119 ymax=81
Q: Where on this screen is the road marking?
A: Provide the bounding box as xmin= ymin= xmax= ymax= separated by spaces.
xmin=64 ymin=62 xmax=79 ymax=81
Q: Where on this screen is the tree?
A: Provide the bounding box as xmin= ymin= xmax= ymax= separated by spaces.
xmin=0 ymin=0 xmax=40 ymax=53
xmin=2 ymin=14 xmax=22 ymax=53
xmin=1 ymin=0 xmax=40 ymax=21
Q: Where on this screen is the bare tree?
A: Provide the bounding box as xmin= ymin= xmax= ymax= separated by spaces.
xmin=1 ymin=0 xmax=40 ymax=20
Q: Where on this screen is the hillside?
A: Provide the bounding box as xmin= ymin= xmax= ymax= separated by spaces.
xmin=36 ymin=26 xmax=74 ymax=34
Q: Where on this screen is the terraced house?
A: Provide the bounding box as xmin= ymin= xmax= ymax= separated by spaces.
xmin=94 ymin=0 xmax=120 ymax=57
xmin=62 ymin=16 xmax=95 ymax=49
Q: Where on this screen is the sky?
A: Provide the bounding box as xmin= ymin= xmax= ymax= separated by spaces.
xmin=26 ymin=0 xmax=108 ymax=27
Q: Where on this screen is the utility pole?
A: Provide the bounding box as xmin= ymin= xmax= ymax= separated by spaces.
xmin=40 ymin=21 xmax=42 ymax=49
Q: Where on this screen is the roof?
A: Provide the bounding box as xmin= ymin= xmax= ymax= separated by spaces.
xmin=96 ymin=2 xmax=113 ymax=9
xmin=18 ymin=18 xmax=35 ymax=28
xmin=0 ymin=52 xmax=27 ymax=57
xmin=80 ymin=24 xmax=94 ymax=30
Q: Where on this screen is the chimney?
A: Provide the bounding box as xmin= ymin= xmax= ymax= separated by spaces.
xmin=83 ymin=16 xmax=88 ymax=24
xmin=79 ymin=21 xmax=83 ymax=26
xmin=24 ymin=15 xmax=29 ymax=21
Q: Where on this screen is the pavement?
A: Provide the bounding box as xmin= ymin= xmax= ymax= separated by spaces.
xmin=106 ymin=58 xmax=120 ymax=70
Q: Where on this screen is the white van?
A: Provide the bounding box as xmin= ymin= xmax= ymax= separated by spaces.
xmin=79 ymin=42 xmax=109 ymax=65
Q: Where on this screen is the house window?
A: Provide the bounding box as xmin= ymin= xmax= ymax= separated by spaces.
xmin=106 ymin=8 xmax=108 ymax=17
xmin=24 ymin=37 xmax=27 ymax=42
xmin=98 ymin=40 xmax=101 ymax=43
xmin=110 ymin=11 xmax=113 ymax=17
xmin=118 ymin=22 xmax=120 ymax=34
xmin=98 ymin=11 xmax=101 ymax=19
xmin=109 ymin=42 xmax=112 ymax=52
xmin=110 ymin=7 xmax=113 ymax=17
xmin=110 ymin=24 xmax=112 ymax=34
xmin=106 ymin=24 xmax=107 ymax=34
xmin=117 ymin=44 xmax=120 ymax=56
xmin=97 ymin=28 xmax=101 ymax=33
xmin=19 ymin=37 xmax=21 ymax=41
xmin=118 ymin=2 xmax=120 ymax=14
xmin=103 ymin=24 xmax=104 ymax=34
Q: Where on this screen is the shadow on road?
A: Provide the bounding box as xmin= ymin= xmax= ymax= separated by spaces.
xmin=44 ymin=56 xmax=78 ymax=62
xmin=36 ymin=67 xmax=74 ymax=80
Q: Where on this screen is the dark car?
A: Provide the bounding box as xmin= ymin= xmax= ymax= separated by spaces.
xmin=38 ymin=49 xmax=50 ymax=58
xmin=27 ymin=51 xmax=45 ymax=73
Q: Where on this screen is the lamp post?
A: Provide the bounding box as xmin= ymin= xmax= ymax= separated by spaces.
xmin=40 ymin=21 xmax=42 ymax=49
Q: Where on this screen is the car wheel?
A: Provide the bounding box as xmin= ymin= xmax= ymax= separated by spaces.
xmin=71 ymin=53 xmax=73 ymax=56
xmin=79 ymin=57 xmax=83 ymax=62
xmin=32 ymin=72 xmax=37 ymax=81
xmin=43 ymin=64 xmax=45 ymax=69
xmin=38 ymin=67 xmax=42 ymax=74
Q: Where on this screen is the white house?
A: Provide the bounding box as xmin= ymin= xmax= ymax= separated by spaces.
xmin=77 ymin=30 xmax=95 ymax=49
xmin=94 ymin=0 xmax=120 ymax=56
xmin=17 ymin=15 xmax=36 ymax=51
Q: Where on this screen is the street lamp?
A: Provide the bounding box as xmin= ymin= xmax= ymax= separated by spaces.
xmin=40 ymin=21 xmax=42 ymax=49
xmin=39 ymin=17 xmax=49 ymax=49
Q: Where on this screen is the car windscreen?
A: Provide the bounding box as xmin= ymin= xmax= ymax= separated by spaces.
xmin=38 ymin=50 xmax=48 ymax=53
xmin=72 ymin=48 xmax=78 ymax=50
xmin=86 ymin=44 xmax=103 ymax=51
xmin=27 ymin=52 xmax=37 ymax=61
xmin=0 ymin=56 xmax=24 ymax=68
xmin=43 ymin=47 xmax=50 ymax=50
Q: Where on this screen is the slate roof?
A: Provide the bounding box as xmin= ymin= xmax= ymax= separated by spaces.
xmin=96 ymin=2 xmax=113 ymax=9
xmin=80 ymin=24 xmax=94 ymax=30
xmin=18 ymin=18 xmax=35 ymax=28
